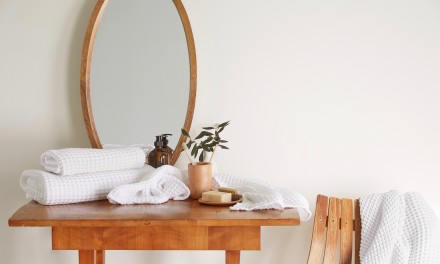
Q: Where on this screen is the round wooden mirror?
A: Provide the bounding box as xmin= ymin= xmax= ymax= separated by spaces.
xmin=80 ymin=0 xmax=196 ymax=165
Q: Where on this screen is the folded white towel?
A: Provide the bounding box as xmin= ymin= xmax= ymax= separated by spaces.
xmin=103 ymin=143 xmax=154 ymax=157
xmin=213 ymin=173 xmax=311 ymax=221
xmin=107 ymin=166 xmax=311 ymax=221
xmin=20 ymin=165 xmax=154 ymax=205
xmin=41 ymin=147 xmax=145 ymax=176
xmin=360 ymin=191 xmax=440 ymax=264
xmin=108 ymin=165 xmax=189 ymax=204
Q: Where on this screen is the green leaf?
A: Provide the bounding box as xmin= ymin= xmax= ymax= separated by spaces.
xmin=206 ymin=142 xmax=217 ymax=148
xmin=218 ymin=126 xmax=225 ymax=133
xmin=219 ymin=145 xmax=229 ymax=149
xmin=195 ymin=131 xmax=213 ymax=139
xmin=191 ymin=146 xmax=197 ymax=156
xmin=199 ymin=151 xmax=205 ymax=162
xmin=202 ymin=137 xmax=213 ymax=145
xmin=203 ymin=145 xmax=215 ymax=152
xmin=194 ymin=147 xmax=199 ymax=158
xmin=202 ymin=127 xmax=214 ymax=130
xmin=186 ymin=141 xmax=192 ymax=149
xmin=218 ymin=121 xmax=230 ymax=128
xmin=219 ymin=140 xmax=228 ymax=143
xmin=195 ymin=131 xmax=204 ymax=140
xmin=181 ymin=129 xmax=190 ymax=137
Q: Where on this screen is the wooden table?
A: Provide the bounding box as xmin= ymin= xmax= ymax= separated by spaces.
xmin=9 ymin=199 xmax=300 ymax=264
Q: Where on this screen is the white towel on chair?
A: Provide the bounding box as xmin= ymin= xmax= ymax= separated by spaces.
xmin=41 ymin=147 xmax=145 ymax=176
xmin=107 ymin=165 xmax=190 ymax=204
xmin=360 ymin=191 xmax=440 ymax=264
xmin=20 ymin=165 xmax=154 ymax=205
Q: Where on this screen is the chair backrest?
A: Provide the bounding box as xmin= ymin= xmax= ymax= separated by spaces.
xmin=307 ymin=195 xmax=361 ymax=264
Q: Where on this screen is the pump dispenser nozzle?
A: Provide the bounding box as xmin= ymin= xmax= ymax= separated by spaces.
xmin=160 ymin=134 xmax=172 ymax=147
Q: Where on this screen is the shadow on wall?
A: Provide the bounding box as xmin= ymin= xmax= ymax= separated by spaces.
xmin=52 ymin=0 xmax=96 ymax=148
xmin=0 ymin=0 xmax=94 ymax=262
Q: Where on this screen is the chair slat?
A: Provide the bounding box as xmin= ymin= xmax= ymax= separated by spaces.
xmin=307 ymin=195 xmax=329 ymax=264
xmin=323 ymin=197 xmax=341 ymax=264
xmin=354 ymin=199 xmax=361 ymax=264
xmin=340 ymin=199 xmax=354 ymax=264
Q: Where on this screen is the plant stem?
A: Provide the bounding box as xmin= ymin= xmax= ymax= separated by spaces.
xmin=182 ymin=143 xmax=195 ymax=164
xmin=208 ymin=145 xmax=217 ymax=163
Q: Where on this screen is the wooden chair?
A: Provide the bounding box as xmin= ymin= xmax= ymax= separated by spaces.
xmin=307 ymin=195 xmax=361 ymax=264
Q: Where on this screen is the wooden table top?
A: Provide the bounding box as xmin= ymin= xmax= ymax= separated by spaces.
xmin=9 ymin=199 xmax=301 ymax=227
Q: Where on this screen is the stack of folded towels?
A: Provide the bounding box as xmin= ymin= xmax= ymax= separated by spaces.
xmin=20 ymin=147 xmax=311 ymax=221
xmin=20 ymin=147 xmax=153 ymax=205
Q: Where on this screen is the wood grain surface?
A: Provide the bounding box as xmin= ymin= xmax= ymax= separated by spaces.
xmin=340 ymin=199 xmax=354 ymax=264
xmin=307 ymin=194 xmax=328 ymax=264
xmin=322 ymin=197 xmax=340 ymax=264
xmin=9 ymin=199 xmax=300 ymax=227
xmin=52 ymin=226 xmax=260 ymax=250
xmin=307 ymin=195 xmax=361 ymax=264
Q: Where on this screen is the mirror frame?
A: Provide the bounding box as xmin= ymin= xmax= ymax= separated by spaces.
xmin=80 ymin=0 xmax=197 ymax=165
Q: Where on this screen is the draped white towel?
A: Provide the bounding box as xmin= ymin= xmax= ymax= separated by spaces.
xmin=20 ymin=165 xmax=154 ymax=205
xmin=107 ymin=166 xmax=311 ymax=221
xmin=41 ymin=147 xmax=145 ymax=176
xmin=107 ymin=165 xmax=190 ymax=205
xmin=360 ymin=191 xmax=440 ymax=264
xmin=213 ymin=173 xmax=311 ymax=221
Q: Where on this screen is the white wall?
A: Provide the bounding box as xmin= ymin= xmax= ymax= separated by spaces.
xmin=1 ymin=0 xmax=439 ymax=263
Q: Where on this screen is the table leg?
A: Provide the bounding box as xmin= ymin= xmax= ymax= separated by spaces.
xmin=226 ymin=250 xmax=240 ymax=264
xmin=79 ymin=250 xmax=105 ymax=264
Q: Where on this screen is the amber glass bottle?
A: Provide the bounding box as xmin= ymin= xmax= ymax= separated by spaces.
xmin=161 ymin=134 xmax=174 ymax=158
xmin=147 ymin=135 xmax=172 ymax=168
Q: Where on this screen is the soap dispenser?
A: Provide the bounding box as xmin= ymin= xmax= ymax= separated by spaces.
xmin=161 ymin=134 xmax=173 ymax=157
xmin=147 ymin=135 xmax=171 ymax=168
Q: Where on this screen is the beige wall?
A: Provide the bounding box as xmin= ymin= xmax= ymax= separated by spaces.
xmin=1 ymin=0 xmax=439 ymax=263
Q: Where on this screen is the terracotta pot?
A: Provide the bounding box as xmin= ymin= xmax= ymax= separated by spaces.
xmin=188 ymin=162 xmax=212 ymax=199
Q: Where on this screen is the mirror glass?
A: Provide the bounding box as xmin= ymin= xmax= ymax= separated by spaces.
xmin=90 ymin=0 xmax=189 ymax=149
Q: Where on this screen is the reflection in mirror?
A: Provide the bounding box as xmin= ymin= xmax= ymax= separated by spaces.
xmin=90 ymin=0 xmax=190 ymax=150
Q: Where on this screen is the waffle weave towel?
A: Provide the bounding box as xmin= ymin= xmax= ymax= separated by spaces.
xmin=41 ymin=147 xmax=145 ymax=176
xmin=20 ymin=165 xmax=154 ymax=205
xmin=360 ymin=191 xmax=440 ymax=264
xmin=108 ymin=165 xmax=190 ymax=204
xmin=213 ymin=173 xmax=311 ymax=221
xmin=102 ymin=144 xmax=154 ymax=157
xmin=108 ymin=166 xmax=311 ymax=221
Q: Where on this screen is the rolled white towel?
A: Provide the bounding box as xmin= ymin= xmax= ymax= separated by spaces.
xmin=20 ymin=165 xmax=154 ymax=205
xmin=41 ymin=147 xmax=145 ymax=176
xmin=108 ymin=165 xmax=190 ymax=205
xmin=103 ymin=143 xmax=154 ymax=157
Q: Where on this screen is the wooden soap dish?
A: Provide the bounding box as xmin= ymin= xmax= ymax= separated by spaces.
xmin=198 ymin=194 xmax=243 ymax=206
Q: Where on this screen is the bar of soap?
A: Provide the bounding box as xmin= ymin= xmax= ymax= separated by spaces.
xmin=218 ymin=187 xmax=239 ymax=195
xmin=202 ymin=191 xmax=232 ymax=202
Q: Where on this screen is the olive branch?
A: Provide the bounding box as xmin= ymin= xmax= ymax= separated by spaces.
xmin=181 ymin=121 xmax=230 ymax=163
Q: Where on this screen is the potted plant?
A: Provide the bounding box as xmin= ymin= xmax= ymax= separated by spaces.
xmin=181 ymin=121 xmax=229 ymax=199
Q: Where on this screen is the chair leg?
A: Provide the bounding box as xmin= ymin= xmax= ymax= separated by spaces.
xmin=226 ymin=250 xmax=240 ymax=264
